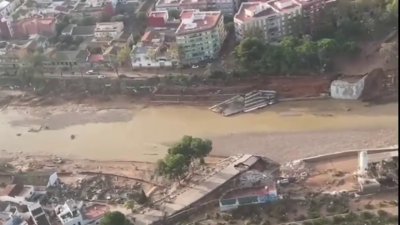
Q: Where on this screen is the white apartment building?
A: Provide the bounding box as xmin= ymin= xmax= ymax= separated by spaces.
xmin=176 ymin=10 xmax=226 ymax=65
xmin=131 ymin=27 xmax=178 ymax=68
xmin=155 ymin=0 xmax=236 ymax=16
xmin=55 ymin=199 xmax=109 ymax=225
xmin=86 ymin=0 xmax=107 ymax=7
xmin=234 ymin=0 xmax=302 ymax=42
xmin=94 ymin=22 xmax=124 ymax=40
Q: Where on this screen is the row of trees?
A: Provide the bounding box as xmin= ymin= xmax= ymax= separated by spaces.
xmin=234 ymin=36 xmax=358 ymax=75
xmin=157 ymin=136 xmax=212 ymax=179
xmin=313 ymin=0 xmax=398 ymax=40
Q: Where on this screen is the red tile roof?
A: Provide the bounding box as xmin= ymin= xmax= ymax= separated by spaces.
xmin=176 ymin=10 xmax=222 ymax=35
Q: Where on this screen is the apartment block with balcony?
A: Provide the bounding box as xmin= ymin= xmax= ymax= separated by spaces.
xmin=234 ymin=2 xmax=281 ymax=42
xmin=234 ymin=0 xmax=335 ymax=42
xmin=293 ymin=0 xmax=336 ymax=34
xmin=155 ymin=0 xmax=236 ymax=16
xmin=176 ymin=10 xmax=226 ymax=65
xmin=94 ymin=22 xmax=124 ymax=41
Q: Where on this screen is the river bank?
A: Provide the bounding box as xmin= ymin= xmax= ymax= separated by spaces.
xmin=0 ymin=98 xmax=397 ymax=162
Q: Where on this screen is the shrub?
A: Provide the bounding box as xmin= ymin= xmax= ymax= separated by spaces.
xmin=295 ymin=214 xmax=307 ymax=221
xmin=377 ymin=209 xmax=389 ymax=218
xmin=364 ymin=204 xmax=375 ymax=209
xmin=361 ymin=211 xmax=374 ymax=220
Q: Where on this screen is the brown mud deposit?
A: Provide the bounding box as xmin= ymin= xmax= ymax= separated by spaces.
xmin=0 ymin=100 xmax=397 ymax=162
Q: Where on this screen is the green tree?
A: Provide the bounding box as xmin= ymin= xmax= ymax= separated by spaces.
xmin=168 ymin=9 xmax=180 ymax=19
xmin=124 ymin=200 xmax=135 ymax=213
xmin=234 ymin=37 xmax=266 ymax=72
xmin=55 ymin=16 xmax=71 ymax=36
xmin=111 ymin=15 xmax=126 ymax=22
xmin=225 ymin=22 xmax=234 ymax=34
xmin=78 ymin=16 xmax=96 ymax=26
xmin=118 ymin=47 xmax=131 ymax=65
xmin=136 ymin=12 xmax=147 ymax=22
xmin=100 ymin=211 xmax=130 ymax=225
xmin=162 ymin=153 xmax=188 ymax=179
xmin=243 ymin=27 xmax=264 ymax=40
xmin=317 ymin=38 xmax=338 ymax=68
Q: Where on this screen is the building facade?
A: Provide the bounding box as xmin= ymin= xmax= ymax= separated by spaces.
xmin=176 ymin=10 xmax=226 ymax=65
xmin=219 ymin=185 xmax=279 ymax=211
xmin=155 ymin=0 xmax=236 ymax=16
xmin=94 ymin=22 xmax=124 ymax=40
xmin=234 ymin=0 xmax=334 ymax=42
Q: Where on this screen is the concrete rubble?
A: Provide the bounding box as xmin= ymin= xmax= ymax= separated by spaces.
xmin=209 ymin=90 xmax=277 ymax=116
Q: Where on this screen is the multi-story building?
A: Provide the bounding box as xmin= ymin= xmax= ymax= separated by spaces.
xmin=155 ymin=0 xmax=236 ymax=16
xmin=12 ymin=16 xmax=57 ymax=39
xmin=94 ymin=22 xmax=124 ymax=40
xmin=293 ymin=0 xmax=336 ymax=34
xmin=234 ymin=0 xmax=301 ymax=42
xmin=131 ymin=27 xmax=178 ymax=68
xmin=176 ymin=10 xmax=226 ymax=65
xmin=234 ymin=0 xmax=335 ymax=42
xmin=86 ymin=0 xmax=107 ymax=7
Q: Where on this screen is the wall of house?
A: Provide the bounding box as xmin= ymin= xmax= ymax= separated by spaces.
xmin=131 ymin=53 xmax=173 ymax=68
xmin=330 ymin=76 xmax=366 ymax=100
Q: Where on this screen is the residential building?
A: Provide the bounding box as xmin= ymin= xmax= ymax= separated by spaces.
xmin=176 ymin=10 xmax=226 ymax=65
xmin=12 ymin=16 xmax=56 ymax=39
xmin=131 ymin=28 xmax=178 ymax=68
xmin=219 ymin=184 xmax=279 ymax=211
xmin=0 ymin=1 xmax=13 ymax=17
xmin=155 ymin=0 xmax=236 ymax=16
xmin=234 ymin=0 xmax=336 ymax=42
xmin=293 ymin=0 xmax=336 ymax=34
xmin=62 ymin=24 xmax=96 ymax=37
xmin=155 ymin=0 xmax=180 ymax=12
xmin=70 ymin=3 xmax=104 ymax=19
xmin=147 ymin=11 xmax=169 ymax=28
xmin=86 ymin=0 xmax=107 ymax=7
xmin=55 ymin=199 xmax=109 ymax=225
xmin=234 ymin=0 xmax=302 ymax=42
xmin=94 ymin=22 xmax=124 ymax=41
xmin=28 ymin=204 xmax=51 ymax=225
xmin=45 ymin=49 xmax=89 ymax=68
xmin=0 ymin=184 xmax=47 ymax=204
xmin=0 ymin=17 xmax=12 ymax=39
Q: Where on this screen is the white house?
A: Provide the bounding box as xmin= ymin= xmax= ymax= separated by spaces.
xmin=0 ymin=184 xmax=47 ymax=204
xmin=130 ymin=45 xmax=175 ymax=68
xmin=94 ymin=22 xmax=124 ymax=40
xmin=55 ymin=200 xmax=110 ymax=225
xmin=28 ymin=203 xmax=51 ymax=225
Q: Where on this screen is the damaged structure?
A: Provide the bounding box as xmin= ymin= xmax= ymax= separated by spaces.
xmin=209 ymin=90 xmax=277 ymax=116
xmin=356 ymin=150 xmax=398 ymax=194
xmin=134 ymin=154 xmax=281 ymax=225
xmin=55 ymin=199 xmax=109 ymax=225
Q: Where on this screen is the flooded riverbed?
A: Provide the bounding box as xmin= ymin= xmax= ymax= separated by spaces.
xmin=0 ymin=101 xmax=398 ymax=162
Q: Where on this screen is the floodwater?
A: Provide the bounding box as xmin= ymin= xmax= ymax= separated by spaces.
xmin=0 ymin=102 xmax=397 ymax=162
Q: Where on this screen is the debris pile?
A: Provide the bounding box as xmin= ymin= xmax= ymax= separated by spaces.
xmin=280 ymin=160 xmax=310 ymax=180
xmin=209 ymin=90 xmax=277 ymax=116
xmin=360 ymin=68 xmax=398 ymax=103
xmin=46 ymin=175 xmax=145 ymax=205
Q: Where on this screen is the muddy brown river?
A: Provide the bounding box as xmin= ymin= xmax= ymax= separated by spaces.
xmin=0 ymin=101 xmax=398 ymax=162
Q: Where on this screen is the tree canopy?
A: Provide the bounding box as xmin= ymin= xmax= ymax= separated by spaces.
xmin=157 ymin=136 xmax=212 ymax=179
xmin=100 ymin=211 xmax=130 ymax=225
xmin=234 ymin=36 xmax=356 ymax=75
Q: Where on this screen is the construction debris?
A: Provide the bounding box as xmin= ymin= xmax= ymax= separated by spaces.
xmin=209 ymin=90 xmax=277 ymax=116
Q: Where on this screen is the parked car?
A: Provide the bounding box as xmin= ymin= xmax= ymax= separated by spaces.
xmin=97 ymin=75 xmax=106 ymax=79
xmin=86 ymin=70 xmax=96 ymax=75
xmin=191 ymin=65 xmax=199 ymax=69
xmin=118 ymin=74 xmax=128 ymax=78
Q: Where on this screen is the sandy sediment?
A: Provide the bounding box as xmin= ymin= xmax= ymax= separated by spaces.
xmin=212 ymin=128 xmax=398 ymax=163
